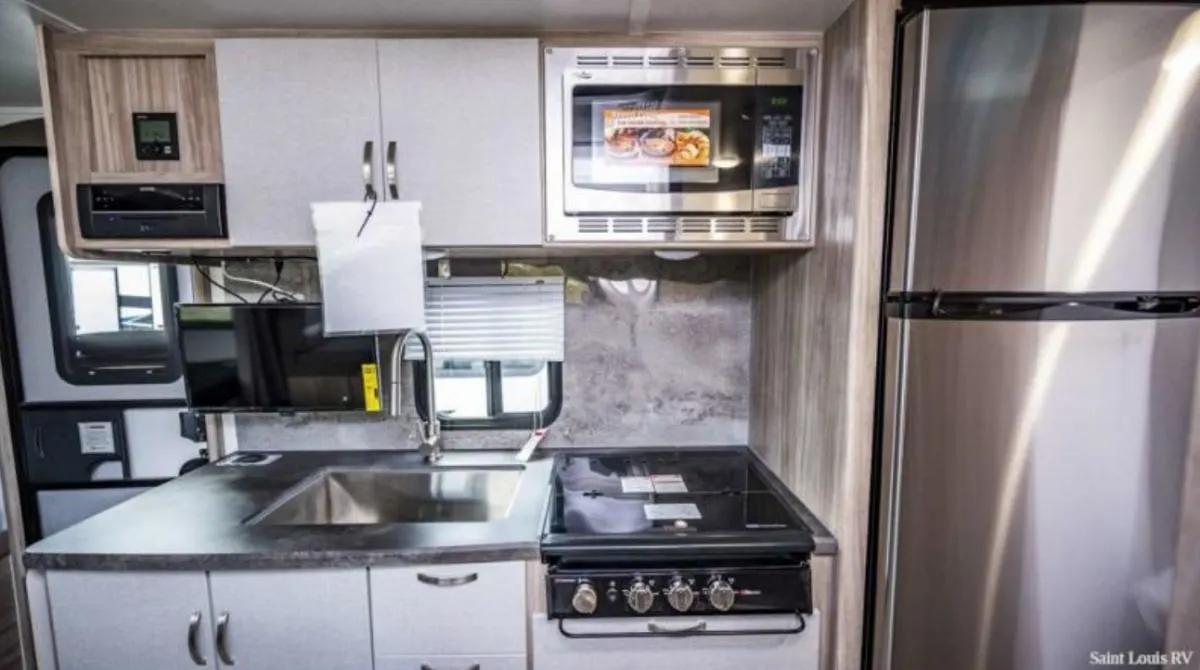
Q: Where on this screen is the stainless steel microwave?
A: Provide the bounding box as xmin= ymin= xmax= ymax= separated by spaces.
xmin=544 ymin=46 xmax=819 ymax=246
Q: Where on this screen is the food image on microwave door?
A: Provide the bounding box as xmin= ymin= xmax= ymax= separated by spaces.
xmin=605 ymin=128 xmax=640 ymax=159
xmin=638 ymin=128 xmax=677 ymax=158
xmin=601 ymin=108 xmax=713 ymax=167
xmin=674 ymin=129 xmax=711 ymax=166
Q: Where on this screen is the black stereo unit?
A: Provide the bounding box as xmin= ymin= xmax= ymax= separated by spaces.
xmin=76 ymin=183 xmax=226 ymax=239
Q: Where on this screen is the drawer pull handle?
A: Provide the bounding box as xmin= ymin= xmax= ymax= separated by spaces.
xmin=186 ymin=611 xmax=206 ymax=666
xmin=647 ymin=620 xmax=707 ymax=635
xmin=420 ymin=665 xmax=479 ymax=670
xmin=386 ymin=141 xmax=398 ymax=199
xmin=216 ymin=612 xmax=234 ymax=665
xmin=416 ymin=572 xmax=478 ymax=587
xmin=362 ymin=141 xmax=375 ymax=191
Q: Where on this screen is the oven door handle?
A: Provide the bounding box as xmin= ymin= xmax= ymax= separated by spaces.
xmin=556 ymin=613 xmax=806 ymax=639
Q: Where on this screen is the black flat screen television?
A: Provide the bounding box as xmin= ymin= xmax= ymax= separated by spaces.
xmin=176 ymin=303 xmax=378 ymax=412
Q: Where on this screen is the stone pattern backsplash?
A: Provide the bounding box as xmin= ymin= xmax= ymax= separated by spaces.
xmin=218 ymin=256 xmax=751 ymax=451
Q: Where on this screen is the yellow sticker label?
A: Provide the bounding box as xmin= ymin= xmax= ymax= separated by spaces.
xmin=362 ymin=363 xmax=381 ymax=413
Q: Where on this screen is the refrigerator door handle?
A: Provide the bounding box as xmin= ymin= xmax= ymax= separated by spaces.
xmin=892 ymin=293 xmax=1200 ymax=321
xmin=1105 ymin=295 xmax=1200 ymax=316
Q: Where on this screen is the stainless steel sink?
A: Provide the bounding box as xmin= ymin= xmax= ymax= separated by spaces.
xmin=249 ymin=467 xmax=523 ymax=526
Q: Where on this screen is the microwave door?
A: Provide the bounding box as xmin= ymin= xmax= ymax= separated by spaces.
xmin=561 ymin=67 xmax=757 ymax=215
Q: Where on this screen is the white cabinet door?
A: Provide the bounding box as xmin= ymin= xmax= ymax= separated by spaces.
xmin=371 ymin=561 xmax=526 ymax=656
xmin=216 ymin=39 xmax=383 ymax=247
xmin=377 ymin=39 xmax=543 ymax=248
xmin=375 ymin=655 xmax=526 ymax=670
xmin=207 ymin=568 xmax=371 ymax=670
xmin=47 ymin=570 xmax=212 ymax=670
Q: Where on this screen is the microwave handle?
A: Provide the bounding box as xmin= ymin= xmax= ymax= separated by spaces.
xmin=386 ymin=141 xmax=398 ymax=199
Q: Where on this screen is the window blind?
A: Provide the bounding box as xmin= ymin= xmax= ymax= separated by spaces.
xmin=405 ymin=277 xmax=565 ymax=362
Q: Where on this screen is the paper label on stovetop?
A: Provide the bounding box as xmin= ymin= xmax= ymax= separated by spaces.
xmin=621 ymin=474 xmax=689 ymax=494
xmin=621 ymin=476 xmax=654 ymax=493
xmin=643 ymin=503 xmax=702 ymax=520
xmin=650 ymin=474 xmax=688 ymax=493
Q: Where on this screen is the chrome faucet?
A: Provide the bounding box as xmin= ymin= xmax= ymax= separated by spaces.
xmin=388 ymin=330 xmax=443 ymax=462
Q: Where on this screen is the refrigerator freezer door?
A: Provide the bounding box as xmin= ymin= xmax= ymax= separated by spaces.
xmin=890 ymin=5 xmax=1200 ymax=294
xmin=875 ymin=316 xmax=1196 ymax=670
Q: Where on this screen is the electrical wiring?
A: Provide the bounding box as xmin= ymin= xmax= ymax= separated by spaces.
xmin=192 ymin=264 xmax=249 ymax=304
xmin=221 ymin=266 xmax=303 ymax=302
xmin=258 ymin=261 xmax=284 ymax=303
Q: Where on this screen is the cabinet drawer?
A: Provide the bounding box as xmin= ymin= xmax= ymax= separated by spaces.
xmin=375 ymin=655 xmax=525 ymax=670
xmin=371 ymin=561 xmax=526 ymax=656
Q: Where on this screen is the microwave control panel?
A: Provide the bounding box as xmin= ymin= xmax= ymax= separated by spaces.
xmin=754 ymin=87 xmax=804 ymax=188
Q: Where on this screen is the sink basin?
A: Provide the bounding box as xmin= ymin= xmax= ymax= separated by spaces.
xmin=250 ymin=467 xmax=523 ymax=526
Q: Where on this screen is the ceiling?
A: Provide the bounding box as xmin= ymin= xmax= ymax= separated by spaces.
xmin=0 ymin=0 xmax=41 ymax=107
xmin=0 ymin=0 xmax=851 ymax=109
xmin=23 ymin=0 xmax=849 ymax=32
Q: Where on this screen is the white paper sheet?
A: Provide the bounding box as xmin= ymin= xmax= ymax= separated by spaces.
xmin=312 ymin=200 xmax=425 ymax=336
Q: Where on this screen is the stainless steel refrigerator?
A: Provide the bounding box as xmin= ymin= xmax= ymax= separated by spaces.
xmin=872 ymin=4 xmax=1200 ymax=670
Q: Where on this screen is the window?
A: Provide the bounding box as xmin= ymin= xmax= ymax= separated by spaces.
xmin=414 ymin=359 xmax=563 ymax=430
xmin=410 ymin=277 xmax=565 ymax=430
xmin=38 ymin=195 xmax=181 ymax=385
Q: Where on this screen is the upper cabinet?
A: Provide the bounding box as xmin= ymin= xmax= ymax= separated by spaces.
xmin=39 ymin=32 xmax=544 ymax=255
xmin=377 ymin=39 xmax=543 ymax=248
xmin=215 ymin=39 xmax=384 ymax=249
xmin=36 ymin=30 xmax=228 ymax=254
xmin=217 ymin=37 xmax=543 ymax=249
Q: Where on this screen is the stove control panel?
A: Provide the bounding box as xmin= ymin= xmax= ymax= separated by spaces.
xmin=547 ymin=563 xmax=811 ymax=619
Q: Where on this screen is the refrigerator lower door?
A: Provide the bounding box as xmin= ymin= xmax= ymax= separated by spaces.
xmin=875 ymin=316 xmax=1196 ymax=670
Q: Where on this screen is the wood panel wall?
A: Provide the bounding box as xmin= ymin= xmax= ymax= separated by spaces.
xmin=749 ymin=0 xmax=895 ymax=668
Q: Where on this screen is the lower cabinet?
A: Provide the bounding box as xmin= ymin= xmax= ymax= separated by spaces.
xmin=370 ymin=561 xmax=527 ymax=657
xmin=47 ymin=571 xmax=212 ymax=670
xmin=35 ymin=561 xmax=528 ymax=670
xmin=207 ymin=569 xmax=372 ymax=670
xmin=44 ymin=568 xmax=371 ymax=670
xmin=374 ymin=655 xmax=527 ymax=670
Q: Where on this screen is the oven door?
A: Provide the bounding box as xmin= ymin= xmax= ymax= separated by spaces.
xmin=532 ymin=611 xmax=821 ymax=670
xmin=561 ymin=68 xmax=803 ymax=215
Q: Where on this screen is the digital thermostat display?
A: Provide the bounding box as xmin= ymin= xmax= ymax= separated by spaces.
xmin=132 ymin=112 xmax=180 ymax=161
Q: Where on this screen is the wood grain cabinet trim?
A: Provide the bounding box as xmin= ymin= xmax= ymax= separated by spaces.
xmin=84 ymin=55 xmax=223 ymax=181
xmin=36 ymin=27 xmax=227 ymax=254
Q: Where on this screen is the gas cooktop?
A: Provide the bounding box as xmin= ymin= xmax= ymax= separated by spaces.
xmin=540 ymin=448 xmax=816 ymax=558
xmin=540 ymin=448 xmax=816 ymax=627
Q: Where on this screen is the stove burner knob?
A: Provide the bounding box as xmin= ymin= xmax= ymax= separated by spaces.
xmin=666 ymin=580 xmax=695 ymax=612
xmin=627 ymin=580 xmax=655 ymax=614
xmin=708 ymin=580 xmax=736 ymax=612
xmin=571 ymin=583 xmax=598 ymax=615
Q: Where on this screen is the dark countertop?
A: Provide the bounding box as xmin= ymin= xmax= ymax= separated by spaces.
xmin=24 ymin=450 xmax=554 ymax=571
xmin=23 ymin=446 xmax=836 ymax=571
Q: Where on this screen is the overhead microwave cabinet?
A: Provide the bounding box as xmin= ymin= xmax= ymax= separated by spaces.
xmin=215 ymin=39 xmax=385 ymax=248
xmin=376 ymin=39 xmax=543 ymax=248
xmin=35 ymin=29 xmax=227 ymax=253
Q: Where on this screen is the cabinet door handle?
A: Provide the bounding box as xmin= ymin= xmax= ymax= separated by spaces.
xmin=187 ymin=611 xmax=207 ymax=666
xmin=362 ymin=141 xmax=375 ymax=195
xmin=386 ymin=141 xmax=398 ymax=199
xmin=216 ymin=612 xmax=235 ymax=665
xmin=646 ymin=620 xmax=707 ymax=635
xmin=416 ymin=572 xmax=478 ymax=587
xmin=420 ymin=665 xmax=479 ymax=670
